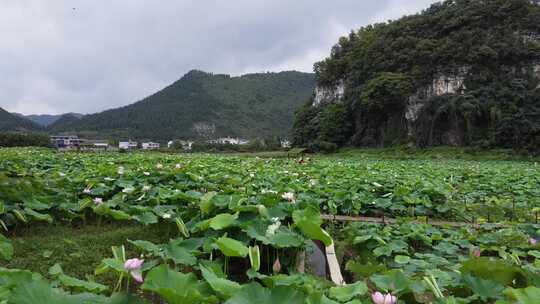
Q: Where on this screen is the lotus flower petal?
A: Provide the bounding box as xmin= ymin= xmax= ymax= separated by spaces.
xmin=130 ymin=270 xmax=143 ymax=283
xmin=371 ymin=292 xmax=385 ymax=304
xmin=124 ymin=258 xmax=144 ymax=270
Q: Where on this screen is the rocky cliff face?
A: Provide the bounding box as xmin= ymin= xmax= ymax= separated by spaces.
xmin=313 ymin=80 xmax=345 ymax=106
xmin=405 ymin=67 xmax=469 ymax=138
xmin=294 ymin=0 xmax=540 ymax=150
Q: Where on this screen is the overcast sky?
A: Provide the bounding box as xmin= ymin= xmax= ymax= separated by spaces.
xmin=0 ymin=0 xmax=435 ymax=115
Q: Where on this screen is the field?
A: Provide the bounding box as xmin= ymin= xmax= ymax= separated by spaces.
xmin=1 ymin=148 xmax=540 ymax=303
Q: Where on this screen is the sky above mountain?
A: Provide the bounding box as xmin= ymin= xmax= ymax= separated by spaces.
xmin=0 ymin=0 xmax=434 ymax=115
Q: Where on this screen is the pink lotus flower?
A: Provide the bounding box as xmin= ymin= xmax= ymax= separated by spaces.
xmin=472 ymin=248 xmax=481 ymax=258
xmin=530 ymin=238 xmax=538 ymax=246
xmin=371 ymin=292 xmax=397 ymax=304
xmin=175 ymin=163 xmax=182 ymax=169
xmin=83 ymin=188 xmax=92 ymax=194
xmin=93 ymin=197 xmax=103 ymax=205
xmin=124 ymin=258 xmax=144 ymax=283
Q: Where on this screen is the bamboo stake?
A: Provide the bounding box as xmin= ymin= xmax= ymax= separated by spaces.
xmin=325 ymin=243 xmax=345 ymax=286
xmin=321 ymin=214 xmax=512 ymax=228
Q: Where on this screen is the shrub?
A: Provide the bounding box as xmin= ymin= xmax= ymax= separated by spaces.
xmin=0 ymin=132 xmax=52 ymax=148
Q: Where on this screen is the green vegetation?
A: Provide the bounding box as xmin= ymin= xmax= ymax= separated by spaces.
xmin=4 ymin=223 xmax=174 ymax=285
xmin=0 ymin=133 xmax=52 ymax=148
xmin=0 ymin=147 xmax=540 ymax=303
xmin=0 ymin=108 xmax=42 ymax=132
xmin=50 ymin=70 xmax=315 ymax=140
xmin=294 ymin=0 xmax=540 ymax=151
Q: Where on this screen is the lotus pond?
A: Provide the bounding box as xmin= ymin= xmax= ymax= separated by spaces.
xmin=0 ymin=147 xmax=540 ymax=303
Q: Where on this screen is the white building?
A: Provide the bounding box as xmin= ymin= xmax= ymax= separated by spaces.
xmin=142 ymin=142 xmax=160 ymax=150
xmin=80 ymin=140 xmax=110 ymax=151
xmin=208 ymin=137 xmax=249 ymax=145
xmin=50 ymin=135 xmax=82 ymax=149
xmin=119 ymin=141 xmax=138 ymax=150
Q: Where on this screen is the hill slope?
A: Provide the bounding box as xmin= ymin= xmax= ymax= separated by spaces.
xmin=0 ymin=108 xmax=42 ymax=132
xmin=48 ymin=114 xmax=85 ymax=131
xmin=294 ymin=0 xmax=540 ymax=150
xmin=51 ymin=70 xmax=315 ymax=140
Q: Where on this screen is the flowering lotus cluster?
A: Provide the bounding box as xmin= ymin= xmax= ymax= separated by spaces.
xmin=265 ymin=217 xmax=281 ymax=237
xmin=371 ymin=292 xmax=397 ymax=304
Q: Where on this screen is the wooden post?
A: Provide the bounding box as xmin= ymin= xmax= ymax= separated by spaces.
xmin=325 ymin=242 xmax=345 ymax=286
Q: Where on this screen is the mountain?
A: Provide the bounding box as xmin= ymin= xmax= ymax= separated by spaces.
xmin=13 ymin=113 xmax=84 ymax=127
xmin=51 ymin=70 xmax=315 ymax=140
xmin=48 ymin=113 xmax=84 ymax=131
xmin=294 ymin=0 xmax=540 ymax=151
xmin=0 ymin=108 xmax=42 ymax=132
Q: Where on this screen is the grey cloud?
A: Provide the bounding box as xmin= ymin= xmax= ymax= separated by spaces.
xmin=0 ymin=0 xmax=435 ymax=115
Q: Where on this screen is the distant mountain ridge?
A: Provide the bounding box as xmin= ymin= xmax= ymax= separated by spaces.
xmin=50 ymin=70 xmax=316 ymax=140
xmin=13 ymin=113 xmax=83 ymax=127
xmin=0 ymin=108 xmax=42 ymax=132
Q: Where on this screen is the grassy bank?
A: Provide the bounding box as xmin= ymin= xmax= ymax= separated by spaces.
xmin=4 ymin=223 xmax=175 ymax=287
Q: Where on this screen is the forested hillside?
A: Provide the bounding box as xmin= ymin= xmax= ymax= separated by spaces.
xmin=294 ymin=0 xmax=540 ymax=151
xmin=0 ymin=107 xmax=42 ymax=132
xmin=51 ymin=70 xmax=315 ymax=140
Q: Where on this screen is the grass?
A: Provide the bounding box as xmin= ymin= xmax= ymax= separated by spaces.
xmin=3 ymin=222 xmax=176 ymax=287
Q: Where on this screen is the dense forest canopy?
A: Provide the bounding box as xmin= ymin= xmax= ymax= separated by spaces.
xmin=294 ymin=0 xmax=540 ymax=151
xmin=50 ymin=70 xmax=315 ymax=141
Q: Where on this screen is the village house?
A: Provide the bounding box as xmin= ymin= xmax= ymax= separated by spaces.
xmin=119 ymin=141 xmax=138 ymax=150
xmin=142 ymin=142 xmax=160 ymax=150
xmin=50 ymin=135 xmax=83 ymax=149
xmin=79 ymin=140 xmax=110 ymax=152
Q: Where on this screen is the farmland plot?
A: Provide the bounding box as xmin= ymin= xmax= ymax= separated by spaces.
xmin=0 ymin=147 xmax=539 ymax=303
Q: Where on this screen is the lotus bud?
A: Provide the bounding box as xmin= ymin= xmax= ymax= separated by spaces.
xmin=273 ymin=257 xmax=281 ymax=273
xmin=371 ymin=292 xmax=397 ymax=304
